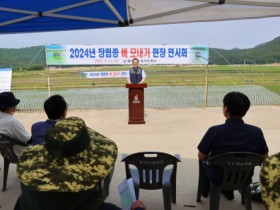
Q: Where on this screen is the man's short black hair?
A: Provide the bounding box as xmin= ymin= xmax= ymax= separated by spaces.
xmin=223 ymin=92 xmax=250 ymax=117
xmin=132 ymin=58 xmax=139 ymax=62
xmin=44 ymin=95 xmax=67 ymax=120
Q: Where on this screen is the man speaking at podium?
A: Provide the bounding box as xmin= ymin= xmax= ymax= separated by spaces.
xmin=127 ymin=58 xmax=146 ymax=84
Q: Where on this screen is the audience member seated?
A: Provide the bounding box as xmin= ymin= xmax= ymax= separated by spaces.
xmin=15 ymin=117 xmax=146 ymax=210
xmin=0 ymin=91 xmax=31 ymax=157
xmin=197 ymin=91 xmax=269 ymax=200
xmin=260 ymin=152 xmax=280 ymax=210
xmin=31 ymin=94 xmax=68 ymax=145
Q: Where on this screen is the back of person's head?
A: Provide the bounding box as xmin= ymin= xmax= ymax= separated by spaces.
xmin=44 ymin=95 xmax=67 ymax=120
xmin=223 ymin=92 xmax=250 ymax=117
xmin=0 ymin=91 xmax=20 ymax=111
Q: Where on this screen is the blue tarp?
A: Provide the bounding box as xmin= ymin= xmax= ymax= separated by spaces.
xmin=1 ymin=0 xmax=280 ymax=34
xmin=0 ymin=0 xmax=128 ymax=34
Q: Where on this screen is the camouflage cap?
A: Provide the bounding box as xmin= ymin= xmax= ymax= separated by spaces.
xmin=17 ymin=117 xmax=118 ymax=192
xmin=260 ymin=152 xmax=280 ymax=210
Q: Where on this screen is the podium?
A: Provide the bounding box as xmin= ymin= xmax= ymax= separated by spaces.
xmin=126 ymin=83 xmax=147 ymax=124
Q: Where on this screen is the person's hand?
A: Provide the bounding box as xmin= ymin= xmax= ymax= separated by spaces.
xmin=131 ymin=200 xmax=147 ymax=210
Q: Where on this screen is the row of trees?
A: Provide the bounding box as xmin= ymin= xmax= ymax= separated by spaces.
xmin=0 ymin=46 xmax=45 ymax=70
xmin=13 ymin=64 xmax=45 ymax=71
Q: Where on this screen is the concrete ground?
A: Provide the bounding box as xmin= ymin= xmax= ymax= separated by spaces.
xmin=1 ymin=106 xmax=279 ymax=210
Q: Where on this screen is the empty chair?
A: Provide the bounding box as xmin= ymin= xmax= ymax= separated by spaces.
xmin=0 ymin=133 xmax=27 ymax=191
xmin=121 ymin=152 xmax=181 ymax=210
xmin=196 ymin=152 xmax=264 ymax=210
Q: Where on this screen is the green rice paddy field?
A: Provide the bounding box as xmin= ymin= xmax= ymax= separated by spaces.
xmin=12 ymin=65 xmax=280 ymax=109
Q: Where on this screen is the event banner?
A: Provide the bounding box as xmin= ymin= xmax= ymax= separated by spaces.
xmin=45 ymin=45 xmax=209 ymax=65
xmin=0 ymin=68 xmax=12 ymax=92
xmin=80 ymin=71 xmax=128 ymax=78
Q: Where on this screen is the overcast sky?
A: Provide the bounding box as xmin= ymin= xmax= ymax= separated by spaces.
xmin=0 ymin=17 xmax=279 ymax=50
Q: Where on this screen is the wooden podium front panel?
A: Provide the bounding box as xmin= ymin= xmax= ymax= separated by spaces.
xmin=128 ymin=89 xmax=144 ymax=124
xmin=126 ymin=84 xmax=147 ymax=124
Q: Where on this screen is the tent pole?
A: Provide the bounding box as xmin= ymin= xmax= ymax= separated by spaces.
xmin=47 ymin=66 xmax=51 ymax=97
xmin=204 ymin=64 xmax=209 ymax=107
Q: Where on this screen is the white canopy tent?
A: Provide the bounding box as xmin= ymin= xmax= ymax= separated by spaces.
xmin=128 ymin=0 xmax=280 ymax=26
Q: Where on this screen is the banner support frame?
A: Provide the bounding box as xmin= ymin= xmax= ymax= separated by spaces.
xmin=204 ymin=64 xmax=209 ymax=107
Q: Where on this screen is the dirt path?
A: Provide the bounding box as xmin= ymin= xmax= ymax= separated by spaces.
xmin=16 ymin=106 xmax=280 ymax=157
xmin=1 ymin=106 xmax=278 ymax=210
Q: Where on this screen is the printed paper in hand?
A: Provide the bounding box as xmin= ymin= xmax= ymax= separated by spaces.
xmin=117 ymin=178 xmax=136 ymax=210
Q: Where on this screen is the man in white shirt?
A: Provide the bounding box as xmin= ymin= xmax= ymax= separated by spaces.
xmin=0 ymin=92 xmax=31 ymax=157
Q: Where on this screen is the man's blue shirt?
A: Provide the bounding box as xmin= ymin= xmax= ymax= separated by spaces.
xmin=197 ymin=118 xmax=268 ymax=185
xmin=31 ymin=120 xmax=57 ymax=145
xmin=198 ymin=118 xmax=268 ymax=157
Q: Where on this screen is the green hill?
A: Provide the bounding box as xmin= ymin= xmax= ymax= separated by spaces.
xmin=0 ymin=46 xmax=45 ymax=69
xmin=210 ymin=36 xmax=280 ymax=64
xmin=1 ymin=36 xmax=280 ymax=68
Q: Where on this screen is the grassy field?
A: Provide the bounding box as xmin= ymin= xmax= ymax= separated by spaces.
xmin=14 ymin=85 xmax=280 ymax=110
xmin=11 ymin=65 xmax=280 ymax=95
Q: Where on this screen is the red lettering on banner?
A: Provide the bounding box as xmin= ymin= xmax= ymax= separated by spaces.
xmin=144 ymin=48 xmax=150 ymax=57
xmin=130 ymin=48 xmax=138 ymax=58
xmin=129 ymin=48 xmax=151 ymax=58
xmin=137 ymin=48 xmax=143 ymax=58
xmin=121 ymin=48 xmax=128 ymax=58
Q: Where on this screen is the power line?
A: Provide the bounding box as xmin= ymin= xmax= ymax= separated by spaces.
xmin=212 ymin=47 xmax=247 ymax=80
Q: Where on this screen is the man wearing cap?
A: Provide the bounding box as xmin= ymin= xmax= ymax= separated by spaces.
xmin=0 ymin=91 xmax=31 ymax=157
xmin=16 ymin=117 xmax=147 ymax=210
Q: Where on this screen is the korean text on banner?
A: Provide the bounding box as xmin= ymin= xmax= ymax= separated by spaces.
xmin=80 ymin=71 xmax=128 ymax=78
xmin=45 ymin=45 xmax=209 ymax=65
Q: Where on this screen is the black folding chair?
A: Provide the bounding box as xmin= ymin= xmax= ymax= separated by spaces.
xmin=196 ymin=152 xmax=264 ymax=210
xmin=122 ymin=152 xmax=181 ymax=210
xmin=0 ymin=133 xmax=27 ymax=191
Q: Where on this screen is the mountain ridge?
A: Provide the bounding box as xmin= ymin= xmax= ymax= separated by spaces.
xmin=1 ymin=36 xmax=280 ymax=67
